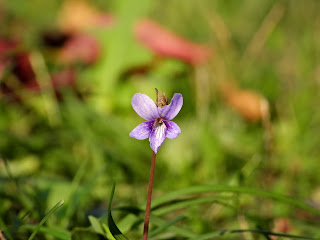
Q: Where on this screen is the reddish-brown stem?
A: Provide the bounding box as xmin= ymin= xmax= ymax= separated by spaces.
xmin=142 ymin=151 xmax=157 ymax=240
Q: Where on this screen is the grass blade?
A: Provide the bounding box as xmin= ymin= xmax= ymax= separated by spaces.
xmin=151 ymin=185 xmax=320 ymax=216
xmin=150 ymin=215 xmax=197 ymax=238
xmin=88 ymin=215 xmax=105 ymax=235
xmin=28 ymin=199 xmax=64 ymax=240
xmin=189 ymin=229 xmax=320 ymax=240
xmin=107 ymin=182 xmax=129 ymax=240
xmin=153 ymin=195 xmax=236 ymax=216
xmin=21 ymin=225 xmax=69 ymax=240
xmin=149 ymin=215 xmax=185 ymax=238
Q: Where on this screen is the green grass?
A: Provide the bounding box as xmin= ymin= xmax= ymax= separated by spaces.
xmin=1 ymin=0 xmax=320 ymax=239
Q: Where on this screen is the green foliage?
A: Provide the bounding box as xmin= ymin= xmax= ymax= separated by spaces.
xmin=105 ymin=182 xmax=128 ymax=240
xmin=1 ymin=0 xmax=320 ymax=239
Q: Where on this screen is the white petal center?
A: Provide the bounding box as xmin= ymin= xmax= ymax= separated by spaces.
xmin=155 ymin=122 xmax=167 ymax=140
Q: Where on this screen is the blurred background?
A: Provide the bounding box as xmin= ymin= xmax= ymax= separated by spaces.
xmin=1 ymin=0 xmax=320 ymax=239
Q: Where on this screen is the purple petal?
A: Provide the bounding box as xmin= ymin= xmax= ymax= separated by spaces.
xmin=149 ymin=123 xmax=167 ymax=153
xmin=129 ymin=121 xmax=153 ymax=140
xmin=164 ymin=121 xmax=181 ymax=139
xmin=158 ymin=93 xmax=183 ymax=120
xmin=131 ymin=93 xmax=159 ymax=121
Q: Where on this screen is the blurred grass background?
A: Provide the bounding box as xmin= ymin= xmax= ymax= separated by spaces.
xmin=1 ymin=0 xmax=320 ymax=239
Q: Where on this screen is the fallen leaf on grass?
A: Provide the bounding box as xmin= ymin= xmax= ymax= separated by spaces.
xmin=57 ymin=0 xmax=114 ymax=32
xmin=58 ymin=34 xmax=100 ymax=65
xmin=58 ymin=1 xmax=211 ymax=65
xmin=0 ymin=43 xmax=77 ymax=101
xmin=135 ymin=19 xmax=211 ymax=65
xmin=51 ymin=69 xmax=76 ymax=89
xmin=271 ymin=218 xmax=292 ymax=240
xmin=221 ymin=81 xmax=269 ymax=122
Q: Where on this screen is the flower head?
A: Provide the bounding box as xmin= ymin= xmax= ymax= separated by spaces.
xmin=129 ymin=89 xmax=183 ymax=153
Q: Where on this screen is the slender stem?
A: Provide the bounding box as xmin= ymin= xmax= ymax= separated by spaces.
xmin=143 ymin=151 xmax=157 ymax=240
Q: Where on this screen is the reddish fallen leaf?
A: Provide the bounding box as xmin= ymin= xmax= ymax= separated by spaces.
xmin=0 ymin=38 xmax=18 ymax=79
xmin=221 ymin=81 xmax=269 ymax=122
xmin=0 ymin=38 xmax=19 ymax=101
xmin=51 ymin=69 xmax=76 ymax=89
xmin=134 ymin=19 xmax=211 ymax=65
xmin=271 ymin=218 xmax=292 ymax=240
xmin=0 ymin=50 xmax=38 ymax=102
xmin=59 ymin=34 xmax=100 ymax=65
xmin=58 ymin=1 xmax=210 ymax=65
xmin=50 ymin=69 xmax=78 ymax=100
xmin=13 ymin=52 xmax=37 ymax=88
xmin=0 ymin=39 xmax=18 ymax=56
xmin=4 ymin=68 xmax=77 ymax=103
xmin=24 ymin=69 xmax=76 ymax=92
xmin=0 ymin=34 xmax=80 ymax=103
xmin=94 ymin=14 xmax=115 ymax=27
xmin=1 ymin=48 xmax=77 ymax=102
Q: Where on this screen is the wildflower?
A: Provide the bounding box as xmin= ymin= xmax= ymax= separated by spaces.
xmin=129 ymin=89 xmax=183 ymax=153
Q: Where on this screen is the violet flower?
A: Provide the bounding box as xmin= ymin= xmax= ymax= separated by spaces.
xmin=129 ymin=90 xmax=183 ymax=153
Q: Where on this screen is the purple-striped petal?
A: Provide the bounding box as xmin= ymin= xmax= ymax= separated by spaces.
xmin=131 ymin=93 xmax=159 ymax=121
xmin=129 ymin=121 xmax=153 ymax=140
xmin=164 ymin=121 xmax=181 ymax=139
xmin=158 ymin=93 xmax=183 ymax=120
xmin=149 ymin=123 xmax=167 ymax=153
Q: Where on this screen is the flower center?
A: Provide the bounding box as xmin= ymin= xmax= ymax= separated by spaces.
xmin=153 ymin=117 xmax=164 ymax=128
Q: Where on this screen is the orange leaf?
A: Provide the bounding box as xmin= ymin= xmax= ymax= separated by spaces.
xmin=221 ymin=82 xmax=269 ymax=122
xmin=57 ymin=0 xmax=114 ymax=32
